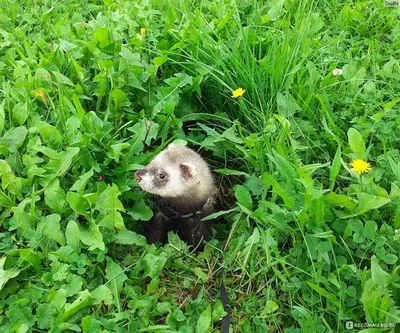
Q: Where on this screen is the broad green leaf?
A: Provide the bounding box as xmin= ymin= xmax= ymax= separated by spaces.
xmin=382 ymin=254 xmax=398 ymax=265
xmin=128 ymin=133 xmax=145 ymax=155
xmin=349 ymin=219 xmax=363 ymax=233
xmin=52 ymin=70 xmax=74 ymax=86
xmin=59 ymin=39 xmax=77 ymax=51
xmin=66 ymin=220 xmax=80 ymax=253
xmin=323 ymin=192 xmax=357 ymax=211
xmin=36 ymin=120 xmax=63 ymax=148
xmin=49 ymin=289 xmax=67 ymax=312
xmin=212 ymin=300 xmax=227 ymax=321
xmin=12 ymin=102 xmax=28 ymax=126
xmin=304 ymin=234 xmax=318 ymax=260
xmin=152 ymin=87 xmax=179 ymax=115
xmin=152 ymin=55 xmax=168 ymax=68
xmin=82 ymin=316 xmax=102 ymax=333
xmin=51 ymin=263 xmax=69 ymax=282
xmin=276 ymin=92 xmax=301 ymax=117
xmin=193 ymin=267 xmax=208 ymax=283
xmin=127 ymin=199 xmax=153 ymax=221
xmin=82 ymin=192 xmax=97 ymax=207
xmin=127 ymin=119 xmax=159 ymax=146
xmin=330 ymin=146 xmax=341 ymax=190
xmin=106 ymin=143 xmax=130 ymax=162
xmin=0 ymin=257 xmax=20 ymax=291
xmin=263 ymin=300 xmax=279 ymax=314
xmin=44 ymin=147 xmax=80 ymax=176
xmin=269 ymin=150 xmax=298 ymax=188
xmin=347 ymin=128 xmax=365 ymax=157
xmin=62 ymin=290 xmax=93 ymax=321
xmin=346 ymin=286 xmax=357 ymax=297
xmin=65 ymin=274 xmax=83 ymax=297
xmin=119 ymin=46 xmax=143 ymax=67
xmin=70 ymin=168 xmax=94 ymax=194
xmin=37 ymin=304 xmax=56 ymax=329
xmin=356 ymin=193 xmax=390 ymax=215
xmin=18 ymin=249 xmax=42 ymax=270
xmin=44 ymin=178 xmax=65 ymax=213
xmin=0 ymin=126 xmax=27 ymax=153
xmin=363 ymin=220 xmax=377 ymax=240
xmin=144 ymin=252 xmax=168 ymax=279
xmin=79 ymin=222 xmax=105 ymax=251
xmin=91 ymin=285 xmax=113 ymax=305
xmin=96 ymin=184 xmax=125 ymax=212
xmin=235 ymin=185 xmax=252 ymax=211
xmin=10 ymin=205 xmax=31 ymax=233
xmin=114 ymin=230 xmax=147 ymax=246
xmin=244 ymin=227 xmax=260 ymax=247
xmin=195 ymin=304 xmax=212 ymax=333
xmin=37 ymin=214 xmax=65 ymax=246
xmin=66 ymin=192 xmax=90 ymax=215
xmin=260 ymin=173 xmax=295 ymax=209
xmin=241 ymin=228 xmax=260 ymax=260
xmin=35 ymin=67 xmax=51 ymax=84
xmin=34 ymin=145 xmax=58 ymax=159
xmin=342 ymin=64 xmax=366 ymax=87
xmin=111 ymin=88 xmax=127 ymax=111
xmin=165 ymin=73 xmax=193 ymax=89
xmin=316 ymin=241 xmax=331 ymax=253
xmin=0 ymin=160 xmax=17 ymax=193
xmin=105 ymin=259 xmax=128 ymax=311
xmin=353 ymin=232 xmax=365 ymax=243
xmin=383 ymin=97 xmax=400 ymax=110
xmin=93 ymin=27 xmax=110 ymax=47
xmin=371 ymin=256 xmax=391 ymax=288
xmin=98 ymin=211 xmax=126 ymax=230
xmin=65 ymin=115 xmax=82 ymax=142
xmin=167 ymin=232 xmax=189 ymax=252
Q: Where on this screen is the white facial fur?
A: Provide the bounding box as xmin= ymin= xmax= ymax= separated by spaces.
xmin=137 ymin=164 xmax=197 ymax=198
xmin=136 ymin=145 xmax=214 ymax=200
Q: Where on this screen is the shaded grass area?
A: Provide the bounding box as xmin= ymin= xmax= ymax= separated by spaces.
xmin=0 ymin=0 xmax=400 ymax=332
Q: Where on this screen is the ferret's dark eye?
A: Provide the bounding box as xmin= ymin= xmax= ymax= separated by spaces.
xmin=159 ymin=173 xmax=165 ymax=179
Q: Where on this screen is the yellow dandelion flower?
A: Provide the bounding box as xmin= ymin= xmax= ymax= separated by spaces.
xmin=140 ymin=28 xmax=146 ymax=38
xmin=232 ymin=88 xmax=245 ymax=98
xmin=350 ymin=159 xmax=372 ymax=175
xmin=33 ymin=89 xmax=46 ymax=103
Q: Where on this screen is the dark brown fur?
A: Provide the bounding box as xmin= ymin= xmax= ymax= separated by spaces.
xmin=144 ymin=195 xmax=214 ymax=250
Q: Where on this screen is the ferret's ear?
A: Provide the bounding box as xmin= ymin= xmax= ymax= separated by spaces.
xmin=180 ymin=163 xmax=197 ymax=179
xmin=167 ymin=143 xmax=175 ymax=150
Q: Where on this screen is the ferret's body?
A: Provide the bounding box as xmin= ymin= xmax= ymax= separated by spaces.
xmin=134 ymin=144 xmax=216 ymax=250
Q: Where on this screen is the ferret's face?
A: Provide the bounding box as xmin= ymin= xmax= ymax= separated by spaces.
xmin=134 ymin=166 xmax=170 ymax=195
xmin=134 ymin=152 xmax=197 ymax=198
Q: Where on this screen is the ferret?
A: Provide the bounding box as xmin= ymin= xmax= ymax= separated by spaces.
xmin=134 ymin=144 xmax=216 ymax=250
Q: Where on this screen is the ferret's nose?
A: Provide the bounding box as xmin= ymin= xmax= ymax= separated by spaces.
xmin=134 ymin=169 xmax=146 ymax=182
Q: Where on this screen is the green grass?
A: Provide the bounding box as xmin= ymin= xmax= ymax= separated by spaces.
xmin=0 ymin=0 xmax=400 ymax=332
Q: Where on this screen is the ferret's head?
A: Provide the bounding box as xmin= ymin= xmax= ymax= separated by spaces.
xmin=134 ymin=144 xmax=214 ymax=199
